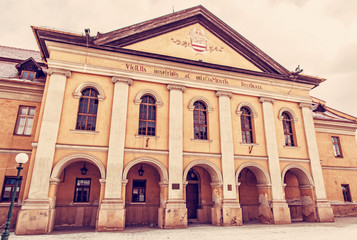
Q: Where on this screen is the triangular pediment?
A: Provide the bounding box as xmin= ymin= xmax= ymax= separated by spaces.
xmin=123 ymin=23 xmax=262 ymax=71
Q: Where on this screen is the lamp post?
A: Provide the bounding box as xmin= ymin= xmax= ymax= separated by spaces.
xmin=1 ymin=153 xmax=28 ymax=240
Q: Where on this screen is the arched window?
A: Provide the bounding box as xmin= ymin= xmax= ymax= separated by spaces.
xmin=193 ymin=101 xmax=207 ymax=140
xmin=76 ymin=88 xmax=98 ymax=131
xmin=138 ymin=95 xmax=156 ymax=136
xmin=282 ymin=112 xmax=295 ymax=146
xmin=240 ymin=107 xmax=253 ymax=143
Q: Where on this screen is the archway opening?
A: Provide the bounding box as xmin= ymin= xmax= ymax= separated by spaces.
xmin=238 ymin=168 xmax=259 ymax=223
xmin=284 ymin=169 xmax=316 ymax=222
xmin=54 ymin=161 xmax=101 ymax=229
xmin=185 ymin=166 xmax=212 ymax=224
xmin=125 ymin=163 xmax=160 ymax=226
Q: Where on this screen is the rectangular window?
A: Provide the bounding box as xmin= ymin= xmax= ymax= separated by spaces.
xmin=14 ymin=106 xmax=35 ymax=136
xmin=332 ymin=136 xmax=343 ymax=158
xmin=1 ymin=176 xmax=22 ymax=202
xmin=341 ymin=184 xmax=352 ymax=202
xmin=132 ymin=180 xmax=146 ymax=203
xmin=73 ymin=178 xmax=91 ymax=202
xmin=21 ymin=71 xmax=36 ymax=80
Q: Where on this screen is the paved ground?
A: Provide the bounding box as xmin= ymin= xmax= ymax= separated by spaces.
xmin=7 ymin=217 xmax=357 ymax=240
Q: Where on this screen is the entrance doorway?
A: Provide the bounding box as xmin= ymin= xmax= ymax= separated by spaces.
xmin=186 ymin=169 xmax=199 ymax=221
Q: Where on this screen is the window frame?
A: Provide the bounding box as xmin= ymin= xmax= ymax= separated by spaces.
xmin=73 ymin=178 xmax=91 ymax=203
xmin=332 ymin=136 xmax=343 ymax=158
xmin=132 ymin=179 xmax=146 ymax=203
xmin=20 ymin=70 xmax=36 ymax=80
xmin=341 ymin=184 xmax=352 ymax=202
xmin=1 ymin=176 xmax=22 ymax=202
xmin=75 ymin=88 xmax=99 ymax=131
xmin=14 ymin=106 xmax=36 ymax=136
xmin=138 ymin=95 xmax=156 ymax=136
xmin=193 ymin=101 xmax=208 ymax=140
xmin=240 ymin=107 xmax=254 ymax=144
xmin=282 ymin=112 xmax=296 ymax=147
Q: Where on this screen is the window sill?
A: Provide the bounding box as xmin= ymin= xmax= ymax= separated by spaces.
xmin=70 ymin=129 xmax=99 ymax=134
xmin=283 ymin=146 xmax=300 ymax=149
xmin=191 ymin=139 xmax=213 ymax=143
xmin=13 ymin=134 xmax=32 ymax=137
xmin=334 ymin=156 xmax=344 ymax=159
xmin=240 ymin=142 xmax=259 ymax=146
xmin=135 ymin=134 xmax=160 ymax=139
xmin=0 ymin=202 xmax=21 ymax=206
xmin=70 ymin=202 xmax=92 ymax=206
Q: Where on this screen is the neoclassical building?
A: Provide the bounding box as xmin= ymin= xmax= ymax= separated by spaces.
xmin=1 ymin=6 xmax=357 ymax=235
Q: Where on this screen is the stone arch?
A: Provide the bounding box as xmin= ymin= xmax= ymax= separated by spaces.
xmin=235 ymin=162 xmax=271 ymax=185
xmin=183 ymin=160 xmax=222 ymax=184
xmin=278 ymin=107 xmax=298 ymax=122
xmin=134 ymin=89 xmax=163 ymax=107
xmin=122 ymin=157 xmax=168 ymax=183
xmin=188 ymin=96 xmax=214 ymax=112
xmin=50 ymin=153 xmax=106 ymax=180
xmin=236 ymin=102 xmax=258 ymax=118
xmin=281 ymin=164 xmax=314 ymax=186
xmin=73 ymin=82 xmax=106 ymax=100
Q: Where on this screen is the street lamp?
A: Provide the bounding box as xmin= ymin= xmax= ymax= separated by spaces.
xmin=1 ymin=153 xmax=28 ymax=240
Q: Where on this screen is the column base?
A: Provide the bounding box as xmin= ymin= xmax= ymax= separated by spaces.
xmin=97 ymin=199 xmax=126 ymax=231
xmin=271 ymin=200 xmax=291 ymax=224
xmin=15 ymin=198 xmax=53 ymax=235
xmin=316 ymin=199 xmax=334 ymax=222
xmin=221 ymin=199 xmax=242 ymax=226
xmin=164 ymin=200 xmax=187 ymax=229
xmin=211 ymin=205 xmax=221 ymax=226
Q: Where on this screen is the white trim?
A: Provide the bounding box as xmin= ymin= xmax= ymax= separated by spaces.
xmin=314 ymin=120 xmax=357 ymax=136
xmin=234 ymin=155 xmax=268 ymax=161
xmin=236 ymin=102 xmax=258 ymax=117
xmin=183 ymin=152 xmax=221 ymax=158
xmin=281 ymin=164 xmax=314 ymax=186
xmin=322 ymin=166 xmax=357 ymax=171
xmin=278 ymin=107 xmax=298 ymax=122
xmin=279 ymin=157 xmax=310 ymax=163
xmin=55 ymin=143 xmax=108 ymax=152
xmin=235 ymin=162 xmax=271 ymax=185
xmin=70 ymin=129 xmax=99 ymax=134
xmin=50 ymin=153 xmax=106 ymax=179
xmin=188 ymin=96 xmax=214 ymax=112
xmin=122 ymin=157 xmax=168 ymax=184
xmin=0 ymin=149 xmax=32 ymax=154
xmin=183 ymin=159 xmax=223 ymax=184
xmin=134 ymin=89 xmax=163 ymax=107
xmin=124 ymin=148 xmax=169 ymax=155
xmin=73 ymin=81 xmax=106 ymax=100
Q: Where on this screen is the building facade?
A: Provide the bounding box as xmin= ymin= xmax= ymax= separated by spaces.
xmin=1 ymin=5 xmax=357 ymax=235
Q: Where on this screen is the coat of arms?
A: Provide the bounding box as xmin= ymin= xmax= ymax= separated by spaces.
xmin=189 ymin=27 xmax=208 ymax=53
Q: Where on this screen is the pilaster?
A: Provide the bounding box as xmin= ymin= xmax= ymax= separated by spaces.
xmin=299 ymin=102 xmax=334 ymax=222
xmin=260 ymin=97 xmax=291 ymax=224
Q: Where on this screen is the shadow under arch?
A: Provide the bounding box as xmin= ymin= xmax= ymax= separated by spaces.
xmin=122 ymin=157 xmax=168 ymax=183
xmin=50 ymin=153 xmax=106 ymax=180
xmin=281 ymin=164 xmax=314 ymax=186
xmin=183 ymin=160 xmax=222 ymax=184
xmin=235 ymin=162 xmax=271 ymax=185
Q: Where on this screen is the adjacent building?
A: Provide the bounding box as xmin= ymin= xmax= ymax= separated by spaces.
xmin=0 ymin=5 xmax=356 ymax=235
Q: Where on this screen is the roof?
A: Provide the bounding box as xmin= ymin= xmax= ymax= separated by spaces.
xmin=32 ymin=5 xmax=324 ymax=87
xmin=312 ymin=102 xmax=357 ymax=123
xmin=0 ymin=45 xmax=41 ymax=62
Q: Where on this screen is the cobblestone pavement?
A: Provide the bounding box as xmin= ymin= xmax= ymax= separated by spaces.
xmin=7 ymin=217 xmax=357 ymax=240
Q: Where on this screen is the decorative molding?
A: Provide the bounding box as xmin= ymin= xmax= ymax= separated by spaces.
xmin=70 ymin=129 xmax=99 ymax=135
xmin=283 ymin=145 xmax=301 ymax=150
xmin=259 ymin=97 xmax=275 ymax=104
xmin=322 ymin=166 xmax=357 ymax=171
xmin=49 ymin=177 xmax=60 ymax=185
xmin=215 ymin=91 xmax=232 ymax=98
xmin=134 ymin=89 xmax=163 ymax=107
xmin=279 ymin=157 xmax=310 ymax=163
xmin=278 ymin=107 xmax=299 ymax=122
xmin=99 ymin=179 xmax=106 ymax=185
xmin=0 ymin=149 xmax=32 ymax=155
xmin=50 ymin=153 xmax=106 ymax=179
xmin=47 ymin=68 xmax=71 ymax=77
xmin=0 ymin=79 xmax=44 ymax=102
xmin=111 ymin=76 xmax=133 ymax=85
xmin=234 ymin=155 xmax=268 ymax=161
xmin=281 ymin=164 xmax=314 ymax=186
xmin=55 ymin=143 xmax=109 ymax=152
xmin=122 ymin=157 xmax=168 ymax=183
xmin=236 ymin=102 xmax=258 ymax=117
xmin=167 ymin=84 xmax=186 ymax=92
xmin=183 ymin=151 xmax=221 ymax=158
xmin=183 ymin=159 xmax=223 ymax=183
xmin=124 ymin=148 xmax=169 ymax=155
xmin=188 ymin=96 xmax=214 ymax=112
xmin=314 ymin=120 xmax=357 ymax=136
xmin=190 ymin=139 xmax=213 ymax=143
xmin=73 ymin=81 xmax=106 ymax=100
xmin=299 ymin=102 xmax=313 ymax=110
xmin=235 ymin=162 xmax=271 ymax=184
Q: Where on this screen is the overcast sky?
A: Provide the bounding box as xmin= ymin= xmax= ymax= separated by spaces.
xmin=1 ymin=0 xmax=356 ymax=117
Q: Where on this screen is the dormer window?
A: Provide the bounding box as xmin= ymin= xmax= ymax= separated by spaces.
xmin=21 ymin=71 xmax=36 ymax=80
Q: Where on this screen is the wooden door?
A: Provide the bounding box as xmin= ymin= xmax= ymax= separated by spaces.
xmin=186 ymin=183 xmax=198 ymax=219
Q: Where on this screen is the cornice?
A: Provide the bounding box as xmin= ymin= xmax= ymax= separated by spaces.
xmin=47 ymin=68 xmax=71 ymax=77
xmin=0 ymin=79 xmax=44 ymax=102
xmin=314 ymin=120 xmax=357 ymax=136
xmin=322 ymin=166 xmax=357 ymax=171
